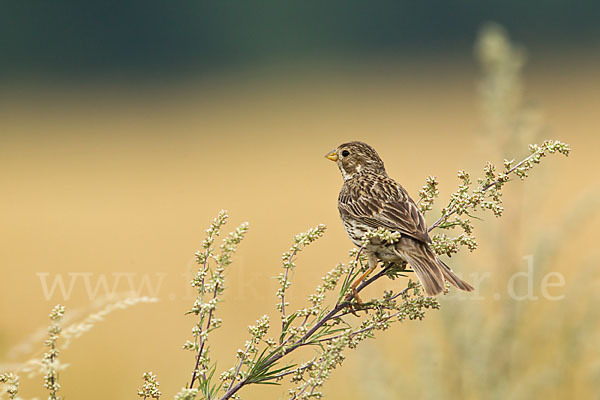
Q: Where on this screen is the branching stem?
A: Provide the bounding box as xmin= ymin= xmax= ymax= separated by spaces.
xmin=280 ymin=248 xmax=300 ymax=342
xmin=218 ymin=261 xmax=398 ymax=400
xmin=428 ymin=150 xmax=540 ymax=232
xmin=189 ymin=281 xmax=219 ymax=390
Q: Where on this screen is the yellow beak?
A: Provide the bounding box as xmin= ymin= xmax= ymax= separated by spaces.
xmin=325 ymin=150 xmax=338 ymax=162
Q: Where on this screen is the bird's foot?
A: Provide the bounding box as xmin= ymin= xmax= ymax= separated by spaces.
xmin=348 ymin=287 xmax=363 ymax=305
xmin=343 ymin=288 xmax=364 ymax=316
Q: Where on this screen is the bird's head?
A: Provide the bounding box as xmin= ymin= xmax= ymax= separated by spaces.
xmin=325 ymin=141 xmax=386 ymax=180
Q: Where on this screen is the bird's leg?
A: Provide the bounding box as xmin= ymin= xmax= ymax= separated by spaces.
xmin=345 ymin=252 xmax=378 ymax=304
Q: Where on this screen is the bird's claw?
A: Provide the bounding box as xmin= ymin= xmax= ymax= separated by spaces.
xmin=344 ymin=287 xmax=362 ymax=304
xmin=344 ymin=288 xmax=365 ymax=316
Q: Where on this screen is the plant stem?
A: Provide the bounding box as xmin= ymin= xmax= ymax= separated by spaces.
xmin=188 ymin=250 xmax=211 ymax=389
xmin=189 ymin=282 xmax=220 ymax=390
xmin=280 ymin=248 xmax=299 ymax=343
xmin=428 ymin=150 xmax=538 ymax=232
xmin=218 ymin=262 xmax=395 ymax=400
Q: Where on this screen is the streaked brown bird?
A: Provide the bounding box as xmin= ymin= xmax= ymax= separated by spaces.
xmin=325 ymin=141 xmax=474 ymax=297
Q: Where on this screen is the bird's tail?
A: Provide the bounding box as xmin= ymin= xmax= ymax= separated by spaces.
xmin=436 ymin=257 xmax=474 ymax=293
xmin=404 ymin=243 xmax=474 ymax=296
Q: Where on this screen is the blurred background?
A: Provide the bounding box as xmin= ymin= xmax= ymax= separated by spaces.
xmin=1 ymin=1 xmax=599 ymax=399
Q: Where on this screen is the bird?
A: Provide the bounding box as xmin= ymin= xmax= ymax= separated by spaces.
xmin=325 ymin=141 xmax=474 ymax=298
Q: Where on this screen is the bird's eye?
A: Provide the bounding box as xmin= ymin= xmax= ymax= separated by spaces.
xmin=341 ymin=150 xmax=350 ymax=157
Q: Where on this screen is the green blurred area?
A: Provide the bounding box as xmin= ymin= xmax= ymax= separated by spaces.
xmin=1 ymin=1 xmax=599 ymax=77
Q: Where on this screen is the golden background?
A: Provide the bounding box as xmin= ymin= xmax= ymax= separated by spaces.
xmin=1 ymin=50 xmax=599 ymax=398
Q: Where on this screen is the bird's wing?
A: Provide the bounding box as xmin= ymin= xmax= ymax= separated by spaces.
xmin=338 ymin=175 xmax=430 ymax=243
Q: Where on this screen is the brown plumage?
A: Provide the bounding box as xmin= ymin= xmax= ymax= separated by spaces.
xmin=326 ymin=141 xmax=474 ymax=296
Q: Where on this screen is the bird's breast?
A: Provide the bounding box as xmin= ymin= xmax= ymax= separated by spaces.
xmin=341 ymin=218 xmax=368 ymax=247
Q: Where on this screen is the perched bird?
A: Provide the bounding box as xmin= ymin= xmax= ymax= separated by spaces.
xmin=325 ymin=141 xmax=474 ymax=297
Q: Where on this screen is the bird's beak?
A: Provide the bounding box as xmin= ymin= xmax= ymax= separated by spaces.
xmin=325 ymin=150 xmax=338 ymax=162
